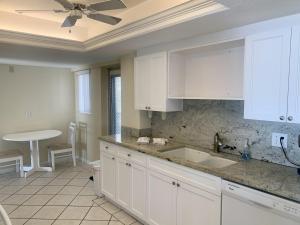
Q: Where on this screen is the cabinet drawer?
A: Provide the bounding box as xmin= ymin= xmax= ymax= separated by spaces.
xmin=117 ymin=146 xmax=147 ymax=166
xmin=100 ymin=141 xmax=118 ymax=155
xmin=148 ymin=157 xmax=221 ymax=196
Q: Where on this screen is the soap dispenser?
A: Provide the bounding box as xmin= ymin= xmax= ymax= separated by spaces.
xmin=241 ymin=138 xmax=251 ymax=160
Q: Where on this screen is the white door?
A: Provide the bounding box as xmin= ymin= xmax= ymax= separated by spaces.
xmin=116 ymin=158 xmax=131 ymax=208
xmin=131 ymin=163 xmax=147 ymax=219
xmin=149 ymin=52 xmax=168 ymax=111
xmin=244 ymin=28 xmax=291 ymax=122
xmin=288 ymin=26 xmax=300 ymax=124
xmin=134 ymin=56 xmax=151 ymax=110
xmin=177 ymin=181 xmax=221 ymax=225
xmin=147 ymin=170 xmax=177 ymax=225
xmin=101 ymin=152 xmax=116 ymax=199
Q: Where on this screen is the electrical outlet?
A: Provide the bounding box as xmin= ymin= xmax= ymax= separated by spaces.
xmin=272 ymin=133 xmax=288 ymax=148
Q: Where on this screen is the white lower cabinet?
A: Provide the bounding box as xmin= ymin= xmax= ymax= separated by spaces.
xmin=131 ymin=163 xmax=147 ymax=219
xmin=176 ymin=181 xmax=221 ymax=225
xmin=100 ymin=141 xmax=221 ymax=225
xmin=116 ymin=157 xmax=131 ymax=208
xmin=147 ymin=170 xmax=177 ymax=225
xmin=101 ymin=152 xmax=116 ymax=200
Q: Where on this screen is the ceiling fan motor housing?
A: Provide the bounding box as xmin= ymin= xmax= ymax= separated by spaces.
xmin=70 ymin=9 xmax=82 ymax=19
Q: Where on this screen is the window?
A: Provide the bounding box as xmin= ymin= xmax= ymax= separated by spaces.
xmin=109 ymin=70 xmax=121 ymax=135
xmin=77 ymin=71 xmax=91 ymax=114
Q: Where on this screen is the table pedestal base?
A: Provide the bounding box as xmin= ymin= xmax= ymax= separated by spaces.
xmin=24 ymin=140 xmax=53 ymax=177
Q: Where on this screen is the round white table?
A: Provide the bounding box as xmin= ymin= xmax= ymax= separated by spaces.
xmin=3 ymin=130 xmax=62 ymax=177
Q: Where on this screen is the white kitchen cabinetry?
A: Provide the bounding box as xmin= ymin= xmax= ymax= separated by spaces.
xmin=147 ymin=158 xmax=221 ymax=225
xmin=100 ymin=141 xmax=221 ymax=225
xmin=147 ymin=170 xmax=177 ymax=225
xmin=244 ymin=27 xmax=300 ymax=123
xmin=134 ymin=52 xmax=182 ymax=112
xmin=288 ymin=26 xmax=300 ymax=124
xmin=168 ymin=40 xmax=244 ymax=100
xmin=101 ymin=152 xmax=117 ymax=199
xmin=177 ymin=181 xmax=220 ymax=225
xmin=131 ymin=163 xmax=147 ymax=219
xmin=116 ymin=157 xmax=131 ymax=208
xmin=100 ymin=141 xmax=147 ymax=222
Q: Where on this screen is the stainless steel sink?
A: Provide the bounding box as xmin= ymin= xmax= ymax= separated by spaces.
xmin=161 ymin=147 xmax=237 ymax=168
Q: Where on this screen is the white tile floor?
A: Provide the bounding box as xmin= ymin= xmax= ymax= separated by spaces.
xmin=0 ymin=160 xmax=143 ymax=225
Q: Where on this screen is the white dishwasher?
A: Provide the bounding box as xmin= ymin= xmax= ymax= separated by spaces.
xmin=222 ymin=180 xmax=300 ymax=225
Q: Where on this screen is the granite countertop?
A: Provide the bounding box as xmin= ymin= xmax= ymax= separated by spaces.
xmin=99 ymin=135 xmax=300 ymax=203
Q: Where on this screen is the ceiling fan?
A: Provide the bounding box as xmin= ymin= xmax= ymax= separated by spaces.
xmin=15 ymin=0 xmax=127 ymax=27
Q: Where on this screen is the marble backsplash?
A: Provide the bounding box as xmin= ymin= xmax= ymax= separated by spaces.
xmin=152 ymin=100 xmax=300 ymax=167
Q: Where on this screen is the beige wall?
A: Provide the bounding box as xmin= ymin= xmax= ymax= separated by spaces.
xmin=74 ymin=61 xmax=119 ymax=162
xmin=121 ymin=54 xmax=150 ymax=129
xmin=0 ymin=64 xmax=75 ymax=164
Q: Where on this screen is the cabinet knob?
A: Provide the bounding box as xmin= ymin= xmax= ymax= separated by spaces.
xmin=105 ymin=146 xmax=108 ymax=149
xmin=279 ymin=116 xmax=285 ymax=121
xmin=128 ymin=163 xmax=131 ymax=167
xmin=288 ymin=116 xmax=293 ymax=121
xmin=112 ymin=157 xmax=115 ymax=160
xmin=127 ymin=154 xmax=131 ymax=157
xmin=172 ymin=181 xmax=176 ymax=186
xmin=177 ymin=183 xmax=180 ymax=187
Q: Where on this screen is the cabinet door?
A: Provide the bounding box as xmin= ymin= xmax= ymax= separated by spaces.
xmin=244 ymin=28 xmax=291 ymax=122
xmin=177 ymin=181 xmax=221 ymax=225
xmin=134 ymin=56 xmax=151 ymax=110
xmin=101 ymin=152 xmax=116 ymax=199
xmin=131 ymin=163 xmax=147 ymax=219
xmin=288 ymin=26 xmax=300 ymax=124
xmin=116 ymin=158 xmax=131 ymax=208
xmin=149 ymin=52 xmax=168 ymax=111
xmin=147 ymin=170 xmax=177 ymax=225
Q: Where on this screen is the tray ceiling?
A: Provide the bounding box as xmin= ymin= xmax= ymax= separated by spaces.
xmin=0 ymin=0 xmax=203 ymax=41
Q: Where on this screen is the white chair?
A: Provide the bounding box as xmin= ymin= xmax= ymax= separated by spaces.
xmin=48 ymin=122 xmax=77 ymax=171
xmin=0 ymin=150 xmax=24 ymax=177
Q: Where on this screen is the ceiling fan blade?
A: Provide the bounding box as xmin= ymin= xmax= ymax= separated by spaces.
xmin=87 ymin=0 xmax=126 ymax=11
xmin=61 ymin=15 xmax=78 ymax=27
xmin=54 ymin=0 xmax=74 ymax=10
xmin=16 ymin=9 xmax=67 ymax=13
xmin=87 ymin=13 xmax=122 ymax=25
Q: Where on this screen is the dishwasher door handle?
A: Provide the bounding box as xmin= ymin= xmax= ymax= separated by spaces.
xmin=248 ymin=199 xmax=274 ymax=209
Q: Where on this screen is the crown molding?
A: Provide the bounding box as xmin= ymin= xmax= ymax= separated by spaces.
xmin=0 ymin=29 xmax=85 ymax=52
xmin=84 ymin=0 xmax=228 ymax=50
xmin=0 ymin=0 xmax=228 ymax=52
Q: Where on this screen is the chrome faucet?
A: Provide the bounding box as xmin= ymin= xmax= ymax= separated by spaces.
xmin=214 ymin=133 xmax=237 ymax=153
xmin=214 ymin=133 xmax=223 ymax=153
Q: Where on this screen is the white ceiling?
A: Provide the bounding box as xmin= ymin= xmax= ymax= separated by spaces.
xmin=1 ymin=0 xmax=300 ymax=68
xmin=0 ymin=0 xmax=193 ymax=40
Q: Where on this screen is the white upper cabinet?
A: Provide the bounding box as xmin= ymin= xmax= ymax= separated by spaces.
xmin=288 ymin=26 xmax=300 ymax=124
xmin=134 ymin=52 xmax=183 ymax=112
xmin=244 ymin=28 xmax=292 ymax=122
